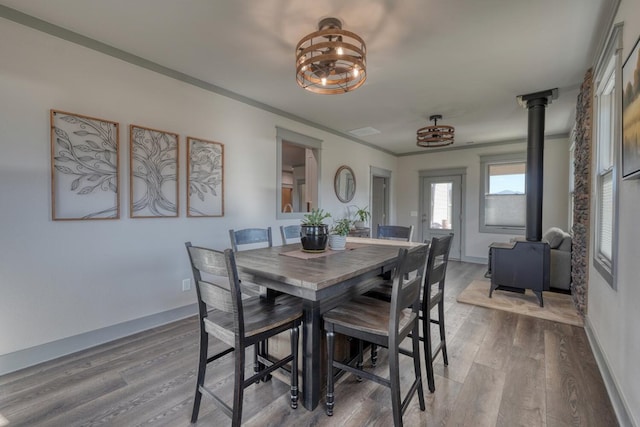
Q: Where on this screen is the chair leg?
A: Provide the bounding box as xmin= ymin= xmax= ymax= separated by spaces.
xmin=290 ymin=324 xmax=299 ymax=409
xmin=411 ymin=321 xmax=426 ymax=411
xmin=326 ymin=329 xmax=335 ymax=416
xmin=371 ymin=344 xmax=378 ymax=367
xmin=191 ymin=331 xmax=208 ymax=423
xmin=438 ymin=299 xmax=448 ymax=366
xmin=423 ymin=308 xmax=436 ymax=393
xmin=388 ymin=339 xmax=403 ymax=427
xmin=356 ymin=340 xmax=364 ymax=382
xmin=231 ymin=346 xmax=246 ymax=427
xmin=254 ymin=343 xmax=261 ymax=385
xmin=262 ymin=339 xmax=272 ymax=382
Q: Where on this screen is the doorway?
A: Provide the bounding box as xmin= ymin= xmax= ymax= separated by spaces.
xmin=419 ymin=169 xmax=465 ymax=260
xmin=370 ymin=167 xmax=391 ymax=238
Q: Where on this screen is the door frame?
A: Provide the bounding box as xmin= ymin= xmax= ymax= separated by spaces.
xmin=418 ymin=167 xmax=466 ymax=260
xmin=370 ymin=166 xmax=391 ymax=237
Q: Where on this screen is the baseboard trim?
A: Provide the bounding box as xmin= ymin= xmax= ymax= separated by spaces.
xmin=0 ymin=304 xmax=197 ymax=376
xmin=461 ymin=255 xmax=487 ymax=265
xmin=584 ymin=316 xmax=636 ymax=427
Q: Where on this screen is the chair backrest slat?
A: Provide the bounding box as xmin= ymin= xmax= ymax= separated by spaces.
xmin=188 ymin=245 xmax=229 ymax=276
xmin=198 ymin=280 xmax=235 ymax=313
xmin=280 ymin=225 xmax=301 ymax=244
xmin=229 ymin=228 xmax=273 ymax=252
xmin=389 ymin=245 xmax=429 ymax=335
xmin=377 ymin=225 xmax=414 ymax=242
xmin=425 ymin=233 xmax=454 ymax=291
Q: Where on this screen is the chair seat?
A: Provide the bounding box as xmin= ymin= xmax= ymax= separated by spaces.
xmin=322 ymin=295 xmax=416 ymax=338
xmin=205 ymin=297 xmax=302 ymax=347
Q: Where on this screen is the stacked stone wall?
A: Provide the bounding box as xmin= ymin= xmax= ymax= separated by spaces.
xmin=571 ymin=68 xmax=593 ymax=317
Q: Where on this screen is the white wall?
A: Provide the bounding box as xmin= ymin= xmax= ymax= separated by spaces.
xmin=397 ymin=137 xmax=569 ymax=260
xmin=587 ymin=0 xmax=640 ymax=424
xmin=0 ymin=19 xmax=396 ymax=365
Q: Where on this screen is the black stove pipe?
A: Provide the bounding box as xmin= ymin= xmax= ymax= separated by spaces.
xmin=517 ymin=88 xmax=558 ymax=242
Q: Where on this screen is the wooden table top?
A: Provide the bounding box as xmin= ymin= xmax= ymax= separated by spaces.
xmin=235 ymin=237 xmax=424 ymax=294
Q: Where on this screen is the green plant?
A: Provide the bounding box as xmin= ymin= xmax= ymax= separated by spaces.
xmin=301 ymin=208 xmax=331 ymax=226
xmin=352 ymin=205 xmax=370 ymax=223
xmin=331 ymin=218 xmax=352 ymax=236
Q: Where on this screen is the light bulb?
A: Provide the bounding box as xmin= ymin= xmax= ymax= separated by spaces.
xmin=353 ymin=67 xmax=359 ymax=77
xmin=337 ymin=46 xmax=344 ymax=55
xmin=321 ymin=77 xmax=327 ymax=86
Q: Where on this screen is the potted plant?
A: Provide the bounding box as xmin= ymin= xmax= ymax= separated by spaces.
xmin=329 ymin=218 xmax=352 ymax=250
xmin=352 ymin=205 xmax=370 ymax=229
xmin=300 ymin=208 xmax=331 ymax=252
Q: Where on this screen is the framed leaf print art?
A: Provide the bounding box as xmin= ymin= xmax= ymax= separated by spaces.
xmin=129 ymin=125 xmax=179 ymax=218
xmin=50 ymin=110 xmax=120 ymax=220
xmin=187 ymin=137 xmax=224 ymax=217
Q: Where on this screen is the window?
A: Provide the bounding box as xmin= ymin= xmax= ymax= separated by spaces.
xmin=431 ymin=182 xmax=453 ymax=229
xmin=592 ymin=24 xmax=622 ymax=287
xmin=276 ymin=127 xmax=322 ymax=220
xmin=479 ymin=153 xmax=526 ymax=233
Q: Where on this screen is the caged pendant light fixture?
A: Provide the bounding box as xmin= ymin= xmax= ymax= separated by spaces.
xmin=416 ymin=114 xmax=455 ymax=147
xmin=295 ymin=17 xmax=366 ymax=94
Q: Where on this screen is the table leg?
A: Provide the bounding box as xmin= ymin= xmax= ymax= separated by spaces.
xmin=302 ymin=300 xmax=321 ymax=410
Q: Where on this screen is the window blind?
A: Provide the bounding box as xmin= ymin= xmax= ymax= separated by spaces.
xmin=599 ymin=171 xmax=613 ymax=261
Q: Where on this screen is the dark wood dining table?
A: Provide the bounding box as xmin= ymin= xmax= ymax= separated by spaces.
xmin=234 ymin=237 xmax=423 ymax=410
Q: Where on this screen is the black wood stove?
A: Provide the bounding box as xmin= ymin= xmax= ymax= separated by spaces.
xmin=488 ymin=88 xmax=558 ymax=307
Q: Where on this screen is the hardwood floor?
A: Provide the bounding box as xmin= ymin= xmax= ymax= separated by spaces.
xmin=0 ymin=262 xmax=617 ymax=426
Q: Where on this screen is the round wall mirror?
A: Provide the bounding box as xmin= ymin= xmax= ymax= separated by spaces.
xmin=334 ymin=165 xmax=356 ymax=203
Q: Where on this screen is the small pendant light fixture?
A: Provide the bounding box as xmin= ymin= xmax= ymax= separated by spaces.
xmin=417 ymin=114 xmax=455 ymax=147
xmin=295 ymin=17 xmax=367 ymax=94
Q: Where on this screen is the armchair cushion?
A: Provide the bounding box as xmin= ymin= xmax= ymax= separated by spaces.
xmin=543 ymin=227 xmax=568 ymax=249
xmin=542 ymin=227 xmax=572 ymax=290
xmin=557 ymin=235 xmax=572 ymax=252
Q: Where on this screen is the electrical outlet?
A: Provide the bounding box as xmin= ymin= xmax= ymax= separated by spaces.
xmin=182 ymin=278 xmax=191 ymax=291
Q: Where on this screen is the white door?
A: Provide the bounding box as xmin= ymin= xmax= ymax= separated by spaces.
xmin=421 ymin=175 xmax=462 ymax=260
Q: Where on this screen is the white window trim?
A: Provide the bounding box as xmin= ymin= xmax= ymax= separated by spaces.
xmin=592 ymin=23 xmax=622 ymax=288
xmin=479 ymin=152 xmax=526 ymax=234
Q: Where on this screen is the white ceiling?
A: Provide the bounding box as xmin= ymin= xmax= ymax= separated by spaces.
xmin=0 ymin=0 xmax=612 ymax=154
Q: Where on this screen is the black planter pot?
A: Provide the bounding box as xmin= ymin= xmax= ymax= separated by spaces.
xmin=300 ymin=224 xmax=329 ymax=252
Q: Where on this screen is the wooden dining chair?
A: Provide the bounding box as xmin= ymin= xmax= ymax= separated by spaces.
xmin=323 ymin=245 xmax=428 ymax=427
xmin=280 ymin=224 xmax=301 ymax=245
xmin=185 ymin=242 xmax=302 ymax=427
xmin=377 ymin=224 xmax=414 ymax=242
xmin=367 ymin=233 xmax=453 ymax=392
xmin=230 ymin=226 xmax=302 ymax=375
xmin=420 ymin=233 xmax=454 ymax=392
xmin=368 ymin=224 xmax=415 ymax=365
xmin=228 ymin=228 xmax=272 ymax=297
xmin=228 ymin=227 xmax=273 ymax=252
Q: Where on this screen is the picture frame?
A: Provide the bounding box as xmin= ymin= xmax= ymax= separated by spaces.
xmin=129 ymin=125 xmax=179 ymax=218
xmin=50 ymin=110 xmax=120 ymax=220
xmin=186 ymin=137 xmax=224 ymax=217
xmin=622 ymin=35 xmax=640 ymax=180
